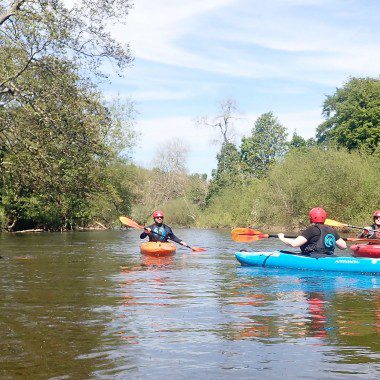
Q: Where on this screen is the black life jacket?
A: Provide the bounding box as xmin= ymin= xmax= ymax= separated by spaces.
xmin=302 ymin=224 xmax=337 ymax=256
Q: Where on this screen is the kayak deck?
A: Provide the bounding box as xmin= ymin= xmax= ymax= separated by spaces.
xmin=140 ymin=241 xmax=176 ymax=256
xmin=235 ymin=250 xmax=380 ymax=274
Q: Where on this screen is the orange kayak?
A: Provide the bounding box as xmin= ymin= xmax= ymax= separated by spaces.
xmin=140 ymin=241 xmax=177 ymax=256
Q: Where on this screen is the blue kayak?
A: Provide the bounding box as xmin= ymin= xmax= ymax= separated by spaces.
xmin=235 ymin=250 xmax=380 ymax=274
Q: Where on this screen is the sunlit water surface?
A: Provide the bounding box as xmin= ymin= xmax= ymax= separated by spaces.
xmin=1 ymin=230 xmax=380 ymax=379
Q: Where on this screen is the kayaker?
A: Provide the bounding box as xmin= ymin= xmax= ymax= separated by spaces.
xmin=278 ymin=207 xmax=347 ymax=257
xmin=140 ymin=210 xmax=188 ymax=247
xmin=358 ymin=210 xmax=380 ymax=239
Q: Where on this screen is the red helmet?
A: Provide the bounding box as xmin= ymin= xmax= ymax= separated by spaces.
xmin=309 ymin=207 xmax=326 ymax=223
xmin=152 ymin=210 xmax=165 ymax=219
xmin=374 ymin=210 xmax=380 ymax=218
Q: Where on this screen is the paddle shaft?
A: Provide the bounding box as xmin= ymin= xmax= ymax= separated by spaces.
xmin=119 ymin=216 xmax=206 ymax=252
xmin=325 ymin=218 xmax=376 ymax=232
xmin=266 ymin=234 xmax=378 ymax=243
xmin=268 ymin=234 xmax=295 ymax=238
xmin=231 ymin=228 xmax=380 ymax=244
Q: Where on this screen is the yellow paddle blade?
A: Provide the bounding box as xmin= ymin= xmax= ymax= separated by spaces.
xmin=119 ymin=216 xmax=144 ymax=229
xmin=325 ymin=219 xmax=347 ymax=228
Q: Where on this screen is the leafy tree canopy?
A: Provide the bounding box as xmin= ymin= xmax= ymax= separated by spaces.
xmin=241 ymin=112 xmax=288 ymax=178
xmin=316 ymin=77 xmax=380 ymax=152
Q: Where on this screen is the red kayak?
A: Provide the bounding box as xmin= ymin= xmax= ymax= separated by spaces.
xmin=350 ymin=244 xmax=380 ymax=258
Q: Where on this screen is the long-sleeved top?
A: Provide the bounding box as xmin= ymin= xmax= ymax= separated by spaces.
xmin=140 ymin=223 xmax=182 ymax=244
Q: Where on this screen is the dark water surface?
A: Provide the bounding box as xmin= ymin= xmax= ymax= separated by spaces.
xmin=1 ymin=229 xmax=380 ymax=379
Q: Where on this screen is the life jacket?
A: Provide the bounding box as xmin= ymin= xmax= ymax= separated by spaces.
xmin=150 ymin=224 xmax=168 ymax=242
xmin=368 ymin=224 xmax=380 ymax=239
xmin=302 ymin=224 xmax=336 ymax=256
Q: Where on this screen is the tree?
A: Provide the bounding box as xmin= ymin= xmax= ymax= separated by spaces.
xmin=288 ymin=131 xmax=316 ymax=150
xmin=206 ymin=142 xmax=244 ymax=202
xmin=0 ymin=0 xmax=132 ymax=90
xmin=0 ymin=0 xmax=136 ymax=230
xmin=240 ymin=112 xmax=288 ymax=178
xmin=0 ymin=58 xmax=113 ymax=230
xmin=316 ymin=77 xmax=380 ymax=152
xmin=195 ymin=98 xmax=239 ymax=145
xmin=139 ymin=138 xmax=190 ymax=207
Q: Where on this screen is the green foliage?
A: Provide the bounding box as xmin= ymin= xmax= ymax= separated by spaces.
xmin=198 ymin=182 xmax=259 ymax=228
xmin=254 ymin=147 xmax=380 ymax=228
xmin=0 ymin=1 xmax=137 ymax=231
xmin=0 ymin=58 xmax=111 ymax=230
xmin=206 ymin=142 xmax=244 ymax=203
xmin=196 ymin=147 xmax=379 ymax=230
xmin=157 ymin=198 xmax=199 ymax=228
xmin=184 ymin=173 xmax=208 ymax=208
xmin=317 ymin=77 xmax=380 ymax=152
xmin=0 ymin=204 xmax=5 ymax=230
xmin=241 ymin=112 xmax=288 ymax=178
xmin=289 ymin=131 xmax=316 ymax=150
xmin=89 ymin=161 xmax=141 ymax=227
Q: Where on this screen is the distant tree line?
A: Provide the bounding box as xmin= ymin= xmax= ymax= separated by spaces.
xmin=197 ymin=77 xmax=380 ymax=228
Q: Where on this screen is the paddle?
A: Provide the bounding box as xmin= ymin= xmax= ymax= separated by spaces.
xmin=119 ymin=216 xmax=206 ymax=252
xmin=231 ymin=228 xmax=296 ymax=242
xmin=325 ymin=218 xmax=376 ymax=232
xmin=231 ymin=227 xmax=380 ymax=244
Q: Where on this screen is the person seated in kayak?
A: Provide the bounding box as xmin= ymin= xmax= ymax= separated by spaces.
xmin=358 ymin=210 xmax=380 ymax=239
xmin=278 ymin=207 xmax=347 ymax=257
xmin=140 ymin=210 xmax=188 ymax=246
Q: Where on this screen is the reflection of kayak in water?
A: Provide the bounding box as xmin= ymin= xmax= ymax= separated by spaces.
xmin=237 ymin=266 xmax=380 ymax=293
xmin=350 ymin=244 xmax=380 ymax=258
xmin=141 ymin=254 xmax=174 ymax=268
xmin=140 ymin=241 xmax=176 ymax=256
xmin=235 ymin=250 xmax=380 ymax=274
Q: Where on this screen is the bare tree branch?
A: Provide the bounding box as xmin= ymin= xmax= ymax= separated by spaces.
xmin=0 ymin=0 xmax=26 ymax=26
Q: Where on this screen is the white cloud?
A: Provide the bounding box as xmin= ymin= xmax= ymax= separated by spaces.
xmin=279 ymin=109 xmax=324 ymax=138
xmin=110 ymin=0 xmax=380 ymax=84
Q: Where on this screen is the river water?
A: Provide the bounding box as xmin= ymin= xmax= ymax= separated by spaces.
xmin=0 ymin=229 xmax=379 ymax=379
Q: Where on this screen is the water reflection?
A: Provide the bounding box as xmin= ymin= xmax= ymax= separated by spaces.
xmin=229 ymin=267 xmax=380 ymax=351
xmin=1 ymin=230 xmax=380 ymax=378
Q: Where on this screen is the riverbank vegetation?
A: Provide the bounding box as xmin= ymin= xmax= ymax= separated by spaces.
xmin=1 ymin=1 xmax=379 ymax=231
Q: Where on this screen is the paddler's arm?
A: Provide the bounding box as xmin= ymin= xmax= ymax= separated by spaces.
xmin=336 ymin=237 xmax=347 ymax=250
xmin=140 ymin=228 xmax=151 ymax=239
xmin=358 ymin=227 xmax=371 ymax=238
xmin=167 ymin=228 xmax=187 ymax=246
xmin=278 ymin=233 xmax=307 ymax=248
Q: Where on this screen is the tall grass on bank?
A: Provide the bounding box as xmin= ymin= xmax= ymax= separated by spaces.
xmin=197 ymin=182 xmax=260 ymax=228
xmin=197 ymin=147 xmax=379 ymax=229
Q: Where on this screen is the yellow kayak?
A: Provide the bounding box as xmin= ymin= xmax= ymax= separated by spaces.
xmin=140 ymin=241 xmax=177 ymax=256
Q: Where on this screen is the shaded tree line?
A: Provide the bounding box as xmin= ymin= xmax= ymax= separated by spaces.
xmin=0 ymin=0 xmax=137 ymax=230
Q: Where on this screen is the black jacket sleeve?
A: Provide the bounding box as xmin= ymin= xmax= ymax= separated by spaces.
xmin=140 ymin=224 xmax=154 ymax=239
xmin=167 ymin=226 xmax=182 ymax=244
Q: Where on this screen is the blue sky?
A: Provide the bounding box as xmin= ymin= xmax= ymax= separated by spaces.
xmin=102 ymin=0 xmax=380 ymax=176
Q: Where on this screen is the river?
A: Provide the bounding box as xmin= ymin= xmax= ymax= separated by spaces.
xmin=1 ymin=229 xmax=379 ymax=379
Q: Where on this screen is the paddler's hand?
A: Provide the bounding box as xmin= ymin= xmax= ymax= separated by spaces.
xmin=363 ymin=229 xmax=370 ymax=237
xmin=144 ymin=228 xmax=151 ymax=234
xmin=180 ymin=241 xmax=188 ymax=247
